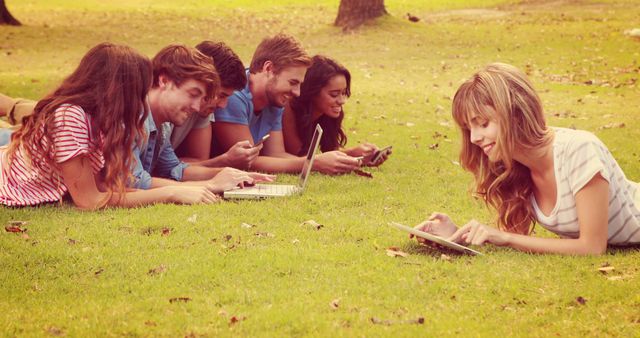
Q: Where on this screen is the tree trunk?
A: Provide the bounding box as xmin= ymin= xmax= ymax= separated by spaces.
xmin=0 ymin=0 xmax=21 ymax=26
xmin=335 ymin=0 xmax=387 ymax=30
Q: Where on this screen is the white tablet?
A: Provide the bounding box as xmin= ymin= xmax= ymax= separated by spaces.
xmin=389 ymin=222 xmax=483 ymax=256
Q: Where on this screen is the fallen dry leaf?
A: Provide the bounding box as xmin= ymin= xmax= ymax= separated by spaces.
xmin=330 ymin=298 xmax=340 ymax=310
xmin=5 ymin=224 xmax=26 ymax=233
xmin=575 ymin=296 xmax=587 ymax=305
xmin=428 ymin=143 xmax=439 ymax=150
xmin=94 ymin=268 xmax=104 ymax=276
xmin=240 ymin=222 xmax=255 ymax=229
xmin=161 ymin=227 xmax=172 ymax=236
xmin=301 ymin=220 xmax=324 ymax=230
xmin=144 ymin=320 xmax=157 ymax=327
xmin=624 ymin=28 xmax=640 ymax=37
xmin=597 ymin=122 xmax=625 ymax=130
xmin=229 ymin=315 xmax=246 ymax=325
xmin=254 ymin=232 xmax=275 ymax=238
xmin=148 ymin=264 xmax=167 ymax=276
xmin=370 ymin=317 xmax=392 ymax=326
xmin=292 ymin=239 xmax=300 ymax=244
xmin=354 ymin=169 xmax=373 ymax=178
xmin=386 ymin=247 xmax=409 ymax=258
xmin=597 ymin=266 xmax=615 ymax=274
xmin=169 ymin=297 xmax=191 ymax=303
xmin=370 ymin=317 xmax=424 ymax=325
xmin=187 ymin=214 xmax=198 ymax=223
xmin=8 ymin=220 xmax=27 ymax=226
xmin=46 ymin=326 xmax=64 ymax=336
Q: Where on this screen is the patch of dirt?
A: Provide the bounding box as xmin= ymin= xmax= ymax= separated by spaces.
xmin=507 ymin=0 xmax=610 ymax=11
xmin=425 ymin=9 xmax=508 ymax=20
xmin=422 ymin=0 xmax=615 ymax=22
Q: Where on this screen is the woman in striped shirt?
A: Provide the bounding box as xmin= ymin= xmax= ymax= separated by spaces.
xmin=0 ymin=43 xmax=222 ymax=208
xmin=414 ymin=63 xmax=639 ymax=254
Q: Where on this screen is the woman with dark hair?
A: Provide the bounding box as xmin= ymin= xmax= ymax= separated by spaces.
xmin=0 ymin=42 xmax=219 ymax=208
xmin=283 ymin=55 xmax=390 ymax=166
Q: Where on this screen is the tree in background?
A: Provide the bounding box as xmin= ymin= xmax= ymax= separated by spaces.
xmin=335 ymin=0 xmax=387 ymax=30
xmin=0 ymin=0 xmax=21 ymax=26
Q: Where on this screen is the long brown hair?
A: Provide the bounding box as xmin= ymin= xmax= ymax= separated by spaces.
xmin=290 ymin=55 xmax=350 ymax=155
xmin=452 ymin=63 xmax=552 ymax=234
xmin=7 ymin=42 xmax=152 ymax=206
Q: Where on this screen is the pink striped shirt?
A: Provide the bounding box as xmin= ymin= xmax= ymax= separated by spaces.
xmin=0 ymin=104 xmax=105 ymax=206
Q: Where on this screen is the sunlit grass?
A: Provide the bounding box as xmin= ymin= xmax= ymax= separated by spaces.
xmin=1 ymin=0 xmax=640 ymax=336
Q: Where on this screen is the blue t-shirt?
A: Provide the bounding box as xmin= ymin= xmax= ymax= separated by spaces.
xmin=213 ymin=70 xmax=283 ymax=143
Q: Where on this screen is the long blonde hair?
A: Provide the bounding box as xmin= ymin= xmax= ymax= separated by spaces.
xmin=452 ymin=63 xmax=552 ymax=234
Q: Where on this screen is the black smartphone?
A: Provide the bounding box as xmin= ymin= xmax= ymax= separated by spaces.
xmin=371 ymin=145 xmax=392 ymax=163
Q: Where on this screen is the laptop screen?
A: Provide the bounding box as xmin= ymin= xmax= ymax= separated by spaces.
xmin=298 ymin=124 xmax=323 ymax=189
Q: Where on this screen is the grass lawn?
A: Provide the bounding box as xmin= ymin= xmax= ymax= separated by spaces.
xmin=1 ymin=0 xmax=640 ymax=336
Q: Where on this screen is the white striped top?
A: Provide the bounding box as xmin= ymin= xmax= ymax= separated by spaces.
xmin=532 ymin=127 xmax=640 ymax=245
xmin=0 ymin=104 xmax=104 ymax=206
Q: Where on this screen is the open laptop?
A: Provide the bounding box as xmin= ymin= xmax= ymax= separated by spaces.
xmin=223 ymin=124 xmax=323 ymax=200
xmin=389 ymin=222 xmax=483 ymax=255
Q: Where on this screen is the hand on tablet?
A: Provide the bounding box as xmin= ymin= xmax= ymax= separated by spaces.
xmin=448 ymin=219 xmax=509 ymax=246
xmin=411 ymin=212 xmax=458 ymax=244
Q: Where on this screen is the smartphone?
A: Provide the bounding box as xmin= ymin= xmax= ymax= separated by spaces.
xmin=253 ymin=134 xmax=270 ymax=147
xmin=371 ymin=145 xmax=392 ymax=163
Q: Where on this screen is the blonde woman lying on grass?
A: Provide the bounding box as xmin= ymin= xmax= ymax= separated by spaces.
xmin=413 ymin=63 xmax=640 ymax=255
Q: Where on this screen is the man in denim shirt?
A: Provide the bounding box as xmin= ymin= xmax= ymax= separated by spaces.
xmin=130 ymin=45 xmax=273 ymax=192
xmin=131 ymin=112 xmax=190 ymax=189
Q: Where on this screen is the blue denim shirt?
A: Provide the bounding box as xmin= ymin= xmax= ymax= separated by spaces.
xmin=0 ymin=128 xmax=13 ymax=147
xmin=131 ymin=113 xmax=189 ymax=189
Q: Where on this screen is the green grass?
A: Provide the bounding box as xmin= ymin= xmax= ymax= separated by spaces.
xmin=2 ymin=0 xmax=640 ymax=336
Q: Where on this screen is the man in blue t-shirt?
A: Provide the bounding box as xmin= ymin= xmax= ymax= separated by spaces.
xmin=213 ymin=34 xmax=360 ymax=174
xmin=172 ymin=41 xmax=263 ymax=170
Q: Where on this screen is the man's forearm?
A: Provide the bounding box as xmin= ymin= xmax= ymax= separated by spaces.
xmin=251 ymin=156 xmax=304 ymax=173
xmin=188 ymin=154 xmax=229 ymax=168
xmin=181 ymin=165 xmax=223 ymax=181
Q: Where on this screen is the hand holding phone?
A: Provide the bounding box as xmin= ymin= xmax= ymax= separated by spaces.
xmin=371 ymin=145 xmax=392 ymax=164
xmin=253 ymin=134 xmax=270 ymax=147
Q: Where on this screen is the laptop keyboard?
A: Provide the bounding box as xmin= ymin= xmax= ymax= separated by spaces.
xmin=250 ymin=184 xmax=298 ymax=195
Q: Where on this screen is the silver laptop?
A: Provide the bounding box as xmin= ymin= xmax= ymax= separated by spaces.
xmin=223 ymin=124 xmax=323 ymax=200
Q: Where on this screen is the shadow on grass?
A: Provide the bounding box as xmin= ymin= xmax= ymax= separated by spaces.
xmin=402 ymin=241 xmax=469 ymax=258
xmin=608 ymin=245 xmax=640 ymax=255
